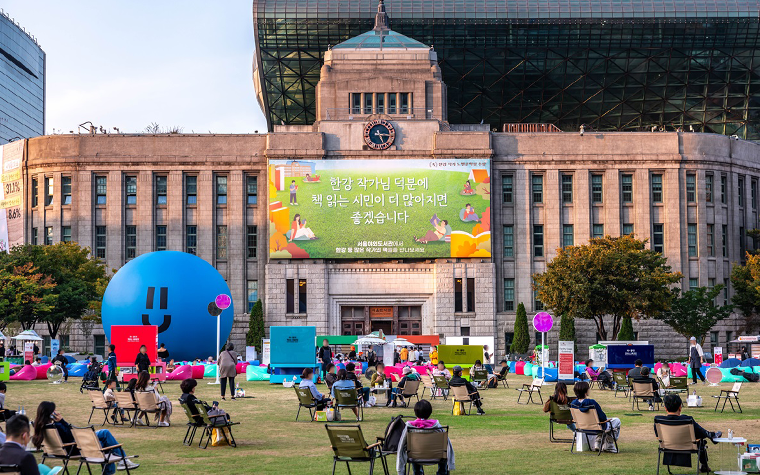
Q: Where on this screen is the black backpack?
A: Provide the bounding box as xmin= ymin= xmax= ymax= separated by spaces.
xmin=380 ymin=415 xmax=406 ymax=453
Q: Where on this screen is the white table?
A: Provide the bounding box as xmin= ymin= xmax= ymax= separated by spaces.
xmin=714 ymin=437 xmax=747 ymax=475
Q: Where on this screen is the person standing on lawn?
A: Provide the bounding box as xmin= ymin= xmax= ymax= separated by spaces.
xmin=688 ymin=337 xmax=706 ymax=385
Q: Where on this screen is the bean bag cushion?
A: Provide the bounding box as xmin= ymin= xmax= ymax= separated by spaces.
xmin=35 ymin=363 xmax=53 ymax=380
xmin=686 ymin=366 xmax=707 ymax=380
xmin=575 ymin=364 xmax=587 ymax=376
xmin=508 ymin=361 xmax=516 ymax=373
xmin=523 ymin=363 xmax=534 ymax=377
xmin=669 ymin=363 xmax=688 ymax=377
xmin=236 ymin=362 xmax=249 ymax=374
xmin=718 ymin=368 xmax=747 ymax=382
xmin=384 ymin=366 xmax=403 ymax=379
xmin=249 ymin=360 xmax=260 ymax=366
xmin=41 ymin=356 xmax=49 ymax=364
xmin=204 ymin=365 xmax=217 ymax=378
xmin=67 ymin=364 xmax=88 ymax=377
xmin=720 ymin=358 xmax=742 ymax=369
xmin=537 ymin=367 xmax=558 ymax=382
xmin=167 ymin=365 xmax=192 ymax=381
xmin=246 ymin=365 xmax=270 ymax=381
xmin=413 ymin=365 xmax=433 ymax=375
xmin=741 ymin=358 xmax=760 ymax=368
xmin=515 ymin=361 xmax=526 ymax=375
xmin=191 ymin=365 xmax=205 ymax=379
xmin=10 ymin=365 xmax=36 ymax=381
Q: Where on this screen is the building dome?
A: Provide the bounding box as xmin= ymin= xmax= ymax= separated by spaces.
xmin=332 ymin=0 xmax=428 ymax=51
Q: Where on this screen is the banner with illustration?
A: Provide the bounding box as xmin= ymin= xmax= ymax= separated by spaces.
xmin=0 ymin=141 xmax=24 ymax=253
xmin=268 ymin=159 xmax=491 ymax=259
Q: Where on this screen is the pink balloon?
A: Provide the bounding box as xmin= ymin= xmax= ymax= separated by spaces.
xmin=533 ymin=312 xmax=554 ymax=333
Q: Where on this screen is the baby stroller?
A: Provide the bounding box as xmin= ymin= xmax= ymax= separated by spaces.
xmin=80 ymin=361 xmax=102 ymax=393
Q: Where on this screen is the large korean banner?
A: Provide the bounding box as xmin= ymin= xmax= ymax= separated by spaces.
xmin=268 ymin=159 xmax=491 ymax=259
xmin=0 ymin=141 xmax=24 ymax=253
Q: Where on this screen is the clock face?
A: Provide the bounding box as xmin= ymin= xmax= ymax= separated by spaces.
xmin=363 ymin=119 xmax=396 ymax=150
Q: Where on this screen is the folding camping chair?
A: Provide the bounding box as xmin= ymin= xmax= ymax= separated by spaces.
xmin=570 ymin=407 xmax=619 ymax=456
xmin=404 ymin=427 xmax=449 ymax=475
xmin=432 ymin=375 xmax=450 ymax=401
xmin=325 ymin=424 xmax=388 ymax=475
xmin=654 ymin=419 xmax=703 ymax=475
xmin=40 ymin=426 xmax=80 ymax=475
xmin=295 ymin=386 xmax=319 ymax=422
xmin=548 ymin=398 xmax=576 ymax=443
xmin=516 ymin=378 xmax=544 ymax=405
xmin=713 ymin=382 xmax=742 ymax=413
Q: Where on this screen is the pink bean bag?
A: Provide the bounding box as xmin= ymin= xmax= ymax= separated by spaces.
xmin=35 ymin=363 xmax=53 ymax=380
xmin=384 ymin=366 xmax=403 ymax=379
xmin=413 ymin=365 xmax=434 ymax=375
xmin=167 ymin=364 xmax=193 ymax=381
xmin=236 ymin=362 xmax=249 ymax=374
xmin=10 ymin=365 xmax=37 ymax=381
xmin=669 ymin=362 xmax=687 ymax=376
xmin=515 ymin=361 xmax=526 ymax=375
xmin=191 ymin=365 xmax=205 ymax=379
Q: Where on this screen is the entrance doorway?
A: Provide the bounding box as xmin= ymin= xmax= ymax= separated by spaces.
xmin=340 ymin=305 xmax=422 ymax=336
xmin=371 ymin=320 xmax=393 ymax=334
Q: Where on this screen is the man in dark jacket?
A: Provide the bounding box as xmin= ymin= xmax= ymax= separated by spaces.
xmin=449 ymin=365 xmax=485 ymax=415
xmin=627 ymin=359 xmax=644 ymax=382
xmin=654 ymin=394 xmax=721 ymax=473
xmin=317 ymin=339 xmax=332 ymax=381
xmin=52 ymin=349 xmax=69 ymax=382
xmin=0 ymin=415 xmax=40 ymax=475
xmin=106 ymin=344 xmax=118 ymax=380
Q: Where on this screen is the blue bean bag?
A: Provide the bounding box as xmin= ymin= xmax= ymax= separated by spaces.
xmin=249 ymin=360 xmax=260 ymax=366
xmin=41 ymin=356 xmax=49 ymax=364
xmin=523 ymin=363 xmax=534 ymax=377
xmin=245 ymin=365 xmax=270 ymax=381
xmin=541 ymin=367 xmax=559 ymax=382
xmin=204 ymin=365 xmax=217 ymax=378
xmin=67 ymin=364 xmax=88 ymax=377
xmin=719 ymin=358 xmax=742 ymax=369
xmin=508 ymin=361 xmax=516 ymax=373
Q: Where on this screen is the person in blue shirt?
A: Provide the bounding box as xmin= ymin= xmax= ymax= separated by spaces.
xmin=331 ymin=369 xmax=361 ymax=419
xmin=106 ymin=345 xmax=117 ymax=381
xmin=298 ymin=368 xmax=330 ymax=410
xmin=570 ymin=381 xmax=621 ymax=453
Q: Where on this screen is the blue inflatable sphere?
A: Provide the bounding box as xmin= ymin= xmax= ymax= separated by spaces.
xmin=101 ymin=251 xmax=234 ymax=362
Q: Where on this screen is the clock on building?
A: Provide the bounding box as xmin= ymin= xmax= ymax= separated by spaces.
xmin=363 ymin=119 xmax=396 ymax=150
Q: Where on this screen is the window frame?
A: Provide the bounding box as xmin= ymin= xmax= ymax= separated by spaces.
xmin=533 ymin=224 xmax=544 ymax=257
xmin=532 ymin=175 xmax=543 ymax=204
xmin=503 ymin=225 xmax=514 ymax=258
xmin=621 ymin=174 xmax=633 ymax=203
xmin=591 ymin=174 xmax=603 ymax=203
xmin=686 ymin=174 xmax=696 ymax=202
xmin=125 ymin=175 xmax=137 ymax=206
xmin=247 ymin=225 xmax=258 ymax=259
xmin=125 ymin=225 xmax=136 ymax=260
xmin=501 ymin=174 xmax=513 ymax=204
xmin=216 ymin=175 xmax=228 ymax=205
xmin=503 ymin=278 xmax=515 ymax=312
xmin=45 ymin=176 xmax=54 ymax=206
xmin=653 ymin=223 xmax=664 ymax=253
xmin=561 ymin=174 xmax=573 ymax=203
xmin=156 ymin=225 xmax=167 ymax=251
xmin=246 ymin=175 xmax=258 ymax=205
xmin=216 ymin=225 xmax=228 ymax=259
xmin=687 ymin=223 xmax=697 ymax=257
xmin=651 ymin=174 xmax=663 ymax=203
xmin=186 ymin=225 xmax=197 ymax=255
xmin=185 ymin=175 xmax=197 ymax=205
xmin=61 ymin=176 xmax=72 ymax=206
xmin=155 ymin=175 xmax=168 ymax=205
xmin=95 ymin=226 xmax=107 ymax=259
xmin=562 ymin=224 xmax=574 ymax=247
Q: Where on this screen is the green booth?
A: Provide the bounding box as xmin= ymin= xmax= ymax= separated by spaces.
xmin=437 ymin=345 xmax=483 ymax=380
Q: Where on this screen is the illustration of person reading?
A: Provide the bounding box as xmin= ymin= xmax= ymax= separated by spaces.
xmin=460 ymin=203 xmax=480 ymax=222
xmin=288 ymin=214 xmax=317 ymax=241
xmin=289 ymin=180 xmax=298 ymax=205
xmin=303 ymin=173 xmax=320 ymax=182
xmin=461 ymin=179 xmax=475 ymax=195
xmin=414 ymin=214 xmax=451 ymax=244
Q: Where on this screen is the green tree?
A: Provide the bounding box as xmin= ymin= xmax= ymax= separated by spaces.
xmin=558 ymin=314 xmax=576 ymax=343
xmin=246 ymin=300 xmax=265 ymax=353
xmin=731 ymin=253 xmax=760 ymax=332
xmin=0 ymin=263 xmax=57 ymax=330
xmin=617 ymin=316 xmax=635 ymax=340
xmin=661 ymin=285 xmax=734 ymax=345
xmin=510 ymin=302 xmax=530 ymax=354
xmin=533 ymin=235 xmax=682 ymax=341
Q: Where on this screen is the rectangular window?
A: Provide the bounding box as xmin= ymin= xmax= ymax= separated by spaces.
xmin=720 ymin=175 xmax=727 ymax=204
xmin=125 ymin=176 xmax=137 ymax=205
xmin=504 ymin=278 xmax=515 ymax=312
xmin=62 ymin=226 xmax=71 ymax=243
xmin=689 ymin=278 xmax=699 ymax=290
xmin=460 ymin=327 xmax=470 ymax=337
xmin=216 ymin=176 xmax=227 ymax=205
xmin=707 ymin=224 xmax=715 ymax=256
xmin=591 ymin=174 xmax=603 ymax=203
xmin=533 ymin=225 xmax=544 ymax=257
xmin=722 ymin=225 xmax=728 ymax=257
xmin=621 ymin=174 xmax=633 ymax=203
xmin=753 ymin=180 xmax=758 ymax=210
xmin=503 ymin=225 xmax=513 ymax=258
xmin=299 ymin=279 xmax=307 ymax=313
xmin=125 ymin=225 xmax=136 ymax=259
xmin=31 ymin=227 xmax=37 ymax=245
xmin=247 ymin=175 xmax=258 ymax=205
xmin=726 ymin=329 xmax=733 ymax=343
xmin=623 ymin=223 xmax=634 ymax=235
xmin=216 ymin=225 xmax=228 ymax=259
xmin=44 ymin=226 xmax=53 ymax=245
xmin=286 ymin=279 xmax=295 ymax=314
xmin=156 ymin=225 xmax=167 ymax=251
xmin=31 ymin=178 xmax=38 ymax=207
xmin=364 ymin=93 xmax=373 ymax=114
xmin=247 ymin=281 xmax=258 ymax=313
xmin=247 ymin=225 xmax=258 ymax=258
xmin=592 ymin=224 xmax=604 ymax=239
xmin=45 ymin=177 xmax=54 ymax=206
xmin=686 ymin=174 xmax=696 ymax=202
xmin=563 ymin=224 xmax=574 ymax=247
xmin=62 ymin=176 xmax=72 ymax=205
xmin=532 ymin=175 xmax=543 ymax=203
xmin=95 ymin=176 xmax=107 ymax=205
xmin=534 ymin=289 xmax=544 ymax=311
xmin=466 ymin=277 xmax=475 ymax=313
xmin=739 ymin=177 xmax=745 ymax=207
xmin=653 ymin=223 xmax=664 ymax=253
xmin=95 ymin=226 xmax=106 ymax=259
xmin=388 ymin=93 xmax=396 ymax=114
xmin=185 ymin=175 xmax=197 ymax=205
xmin=651 ymin=174 xmax=663 ymax=203
xmin=710 ymin=331 xmax=719 ymax=346
xmin=351 ymin=93 xmax=361 ymax=114
xmin=376 ymin=93 xmax=384 ymax=114
xmin=501 ymin=175 xmax=513 ymax=204
xmin=740 ymin=226 xmax=746 ymax=259
xmin=561 ymin=174 xmax=573 ymax=203
xmin=454 ymin=278 xmax=463 ymax=313
xmin=156 ymin=175 xmax=167 ymax=205
xmin=399 ymin=93 xmax=409 ymax=113
xmin=688 ymin=224 xmax=697 ymax=257
xmin=705 ymin=174 xmax=713 ymax=203
xmin=186 ymin=225 xmax=197 ymax=255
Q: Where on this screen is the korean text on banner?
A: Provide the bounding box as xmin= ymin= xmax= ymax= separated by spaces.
xmin=0 ymin=141 xmax=25 ymax=253
xmin=713 ymin=347 xmax=723 ymax=366
xmin=558 ymin=341 xmax=575 ymax=381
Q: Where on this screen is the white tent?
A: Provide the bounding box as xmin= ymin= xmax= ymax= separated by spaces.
xmin=11 ymin=329 xmax=43 ymax=341
xmin=391 ymin=338 xmax=414 ymax=347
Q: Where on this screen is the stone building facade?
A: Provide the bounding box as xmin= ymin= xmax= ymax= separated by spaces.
xmin=12 ymin=6 xmax=758 ymax=360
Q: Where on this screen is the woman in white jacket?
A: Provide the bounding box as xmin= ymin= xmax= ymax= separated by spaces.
xmin=397 ymin=399 xmax=455 ymax=475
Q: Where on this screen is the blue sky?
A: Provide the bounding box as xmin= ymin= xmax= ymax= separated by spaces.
xmin=2 ymin=1 xmax=268 ymax=134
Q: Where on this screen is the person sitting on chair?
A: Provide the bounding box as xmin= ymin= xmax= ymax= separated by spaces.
xmin=654 ymin=394 xmax=721 ymax=474
xmin=298 ymin=368 xmax=331 ymax=410
xmin=0 ymin=382 xmax=16 ymax=421
xmin=179 ymin=378 xmax=231 ymax=425
xmin=332 ymin=369 xmax=361 ymax=418
xmin=627 ymin=359 xmax=644 ymax=382
xmin=389 ymin=366 xmax=420 ymax=408
xmin=570 ymin=381 xmax=621 ymax=452
xmin=633 ymin=366 xmax=662 ymax=411
xmin=432 ymin=361 xmax=451 ymax=380
xmin=324 ymin=363 xmax=338 ymax=391
xmin=396 ymin=400 xmax=455 ymax=475
xmin=370 ymin=363 xmax=387 ymax=388
xmin=135 ymin=370 xmax=172 ymax=426
xmin=468 ymin=360 xmax=484 ymax=381
xmin=103 ymin=379 xmax=128 ymax=424
xmin=0 ymin=415 xmax=39 ymax=475
xmin=449 ymin=365 xmax=485 ymax=415
xmin=345 ymin=362 xmax=370 ymax=403
xmin=543 ymin=382 xmax=575 ymax=431
xmin=656 ymin=362 xmax=672 ymax=388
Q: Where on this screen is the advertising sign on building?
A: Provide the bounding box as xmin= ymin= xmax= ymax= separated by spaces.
xmin=109 ymin=325 xmax=158 ymax=365
xmin=713 ymin=346 xmax=723 ymax=366
xmin=558 ymin=341 xmax=575 ymax=381
xmin=24 ymin=341 xmax=34 ymax=365
xmin=268 ymin=159 xmax=491 ymax=259
xmin=262 ymin=339 xmax=271 ymax=365
xmin=50 ymin=339 xmax=60 ymax=357
xmin=370 ymin=307 xmax=393 ymax=319
xmin=0 ymin=141 xmax=24 ymax=253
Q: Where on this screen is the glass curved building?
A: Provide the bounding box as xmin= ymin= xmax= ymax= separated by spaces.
xmin=253 ymin=0 xmax=760 ymax=139
xmin=0 ymin=10 xmax=45 ymax=144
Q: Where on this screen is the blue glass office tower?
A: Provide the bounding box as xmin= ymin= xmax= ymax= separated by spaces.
xmin=253 ymin=0 xmax=760 ymax=139
xmin=0 ymin=11 xmax=45 ymax=144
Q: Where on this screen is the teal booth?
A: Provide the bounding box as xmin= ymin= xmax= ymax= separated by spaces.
xmin=269 ymin=326 xmax=319 ymax=384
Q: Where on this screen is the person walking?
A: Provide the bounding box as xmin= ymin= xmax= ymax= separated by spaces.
xmin=134 ymin=345 xmax=151 ymax=373
xmin=317 ymin=339 xmax=333 ymax=382
xmin=687 ymin=337 xmax=706 ymax=385
xmin=218 ymin=343 xmax=239 ymax=400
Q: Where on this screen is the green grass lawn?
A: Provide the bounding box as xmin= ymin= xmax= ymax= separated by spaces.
xmin=9 ymin=375 xmax=760 ymax=474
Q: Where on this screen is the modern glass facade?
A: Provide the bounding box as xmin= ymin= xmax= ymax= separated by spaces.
xmin=253 ymin=0 xmax=760 ymax=139
xmin=0 ymin=11 xmax=45 ymax=144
